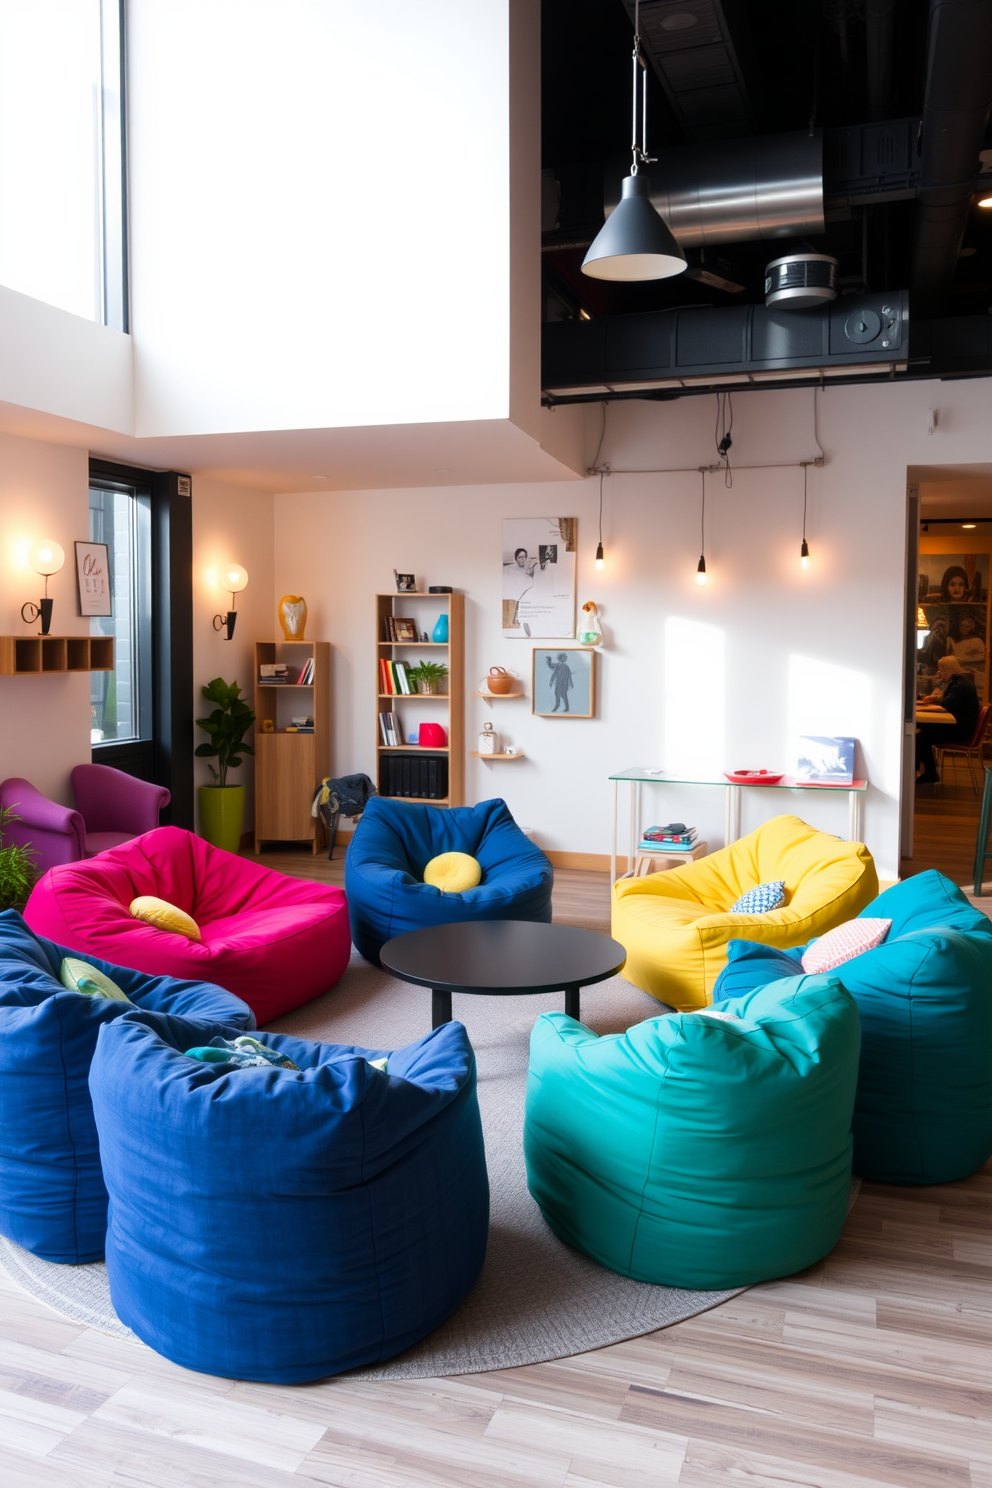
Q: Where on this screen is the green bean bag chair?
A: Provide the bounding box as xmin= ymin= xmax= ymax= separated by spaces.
xmin=525 ymin=975 xmax=860 ymax=1289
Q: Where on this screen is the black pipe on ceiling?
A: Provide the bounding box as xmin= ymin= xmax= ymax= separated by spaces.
xmin=911 ymin=0 xmax=992 ymax=318
xmin=865 ymin=0 xmax=895 ymax=121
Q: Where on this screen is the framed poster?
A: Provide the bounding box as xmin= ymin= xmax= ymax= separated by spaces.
xmin=532 ymin=647 xmax=596 ymax=718
xmin=75 ymin=542 xmax=112 ymax=617
xmin=502 ymin=517 xmax=576 ymax=638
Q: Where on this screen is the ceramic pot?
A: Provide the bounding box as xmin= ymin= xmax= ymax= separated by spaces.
xmin=199 ymin=785 xmax=245 ymax=853
xmin=486 ymin=666 xmax=514 ymax=694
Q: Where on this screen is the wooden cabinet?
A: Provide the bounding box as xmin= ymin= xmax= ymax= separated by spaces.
xmin=375 ymin=593 xmax=463 ymax=808
xmin=253 ymin=640 xmax=330 ymax=852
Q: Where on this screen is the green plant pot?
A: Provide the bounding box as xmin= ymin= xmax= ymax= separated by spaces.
xmin=198 ymin=785 xmax=245 ymax=853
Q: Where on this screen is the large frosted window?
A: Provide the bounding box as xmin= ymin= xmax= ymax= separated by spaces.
xmin=0 ymin=0 xmax=126 ymax=327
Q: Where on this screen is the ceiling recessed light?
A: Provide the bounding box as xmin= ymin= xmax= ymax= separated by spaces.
xmin=960 ymin=246 xmax=977 ymax=257
xmin=978 ymin=196 xmax=992 ymax=208
xmin=661 ymin=11 xmax=698 ymax=29
xmin=963 ymin=522 xmax=977 ymax=529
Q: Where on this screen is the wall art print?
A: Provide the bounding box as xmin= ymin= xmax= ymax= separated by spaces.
xmin=502 ymin=518 xmax=576 ymax=639
xmin=532 ymin=647 xmax=596 ymax=718
xmin=74 ymin=541 xmax=112 ymax=617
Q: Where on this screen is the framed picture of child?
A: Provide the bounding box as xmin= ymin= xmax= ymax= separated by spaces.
xmin=919 ymin=555 xmax=988 ymax=604
xmin=532 ymin=647 xmax=596 ymax=718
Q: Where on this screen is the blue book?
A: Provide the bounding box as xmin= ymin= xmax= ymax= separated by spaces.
xmin=796 ymin=736 xmax=856 ymax=785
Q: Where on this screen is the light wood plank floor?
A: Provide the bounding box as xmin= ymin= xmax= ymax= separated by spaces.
xmin=1 ymin=851 xmax=989 ymax=1487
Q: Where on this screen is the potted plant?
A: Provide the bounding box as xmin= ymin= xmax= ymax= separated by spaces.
xmin=0 ymin=807 xmax=38 ymax=910
xmin=407 ymin=660 xmax=449 ymax=696
xmin=195 ymin=678 xmax=255 ymax=852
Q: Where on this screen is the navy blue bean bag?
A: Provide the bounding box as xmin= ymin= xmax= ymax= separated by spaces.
xmin=346 ymin=796 xmax=553 ymax=964
xmin=90 ymin=1009 xmax=490 ymax=1383
xmin=0 ymin=910 xmax=253 ymax=1263
xmin=712 ymin=870 xmax=992 ymax=1185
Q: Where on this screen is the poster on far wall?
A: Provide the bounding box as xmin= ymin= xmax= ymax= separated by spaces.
xmin=918 ymin=553 xmax=988 ymax=604
xmin=919 ymin=601 xmax=988 ymax=701
xmin=502 ymin=518 xmax=576 ymax=638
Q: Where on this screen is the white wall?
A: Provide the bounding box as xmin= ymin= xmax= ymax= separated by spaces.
xmin=271 ymin=376 xmax=992 ymax=881
xmin=191 ymin=476 xmax=275 ymax=832
xmin=0 ymin=430 xmax=91 ymax=800
xmin=127 ymin=0 xmax=524 ymax=439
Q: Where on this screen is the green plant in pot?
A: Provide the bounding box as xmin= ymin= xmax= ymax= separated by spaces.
xmin=195 ymin=678 xmax=255 ymax=852
xmin=0 ymin=807 xmax=38 ymax=911
xmin=407 ymin=660 xmax=449 ymax=696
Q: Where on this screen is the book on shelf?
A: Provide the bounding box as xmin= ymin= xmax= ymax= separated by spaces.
xmin=638 ymin=839 xmax=696 ymax=853
xmin=384 ymin=616 xmax=397 ymax=642
xmin=641 ymin=825 xmax=697 ymax=844
xmin=796 ymin=735 xmax=856 ymax=786
xmin=377 ymin=711 xmax=405 ymax=747
xmin=380 ymin=751 xmax=448 ymax=800
xmin=297 ymin=657 xmax=314 ymax=685
xmin=379 ymin=658 xmax=394 ymax=694
xmin=259 ymin=663 xmax=289 ymax=684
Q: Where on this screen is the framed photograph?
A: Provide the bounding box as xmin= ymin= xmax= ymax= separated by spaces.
xmin=393 ymin=617 xmax=418 ymax=642
xmin=394 ymin=572 xmax=416 ymax=592
xmin=502 ymin=517 xmax=576 ymax=638
xmin=532 ymin=647 xmax=596 ymax=718
xmin=75 ymin=541 xmax=112 ymax=617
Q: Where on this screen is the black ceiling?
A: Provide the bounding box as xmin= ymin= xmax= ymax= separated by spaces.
xmin=541 ymin=0 xmax=992 ymax=321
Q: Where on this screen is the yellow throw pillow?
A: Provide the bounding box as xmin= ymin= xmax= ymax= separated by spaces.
xmin=129 ymin=895 xmax=202 ymax=942
xmin=423 ymin=852 xmax=482 ymax=894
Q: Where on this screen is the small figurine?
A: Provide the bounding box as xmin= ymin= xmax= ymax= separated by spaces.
xmin=579 ymin=601 xmax=601 ymax=646
xmin=478 ymin=721 xmax=498 ymax=755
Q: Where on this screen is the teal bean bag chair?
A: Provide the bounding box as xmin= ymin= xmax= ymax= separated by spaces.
xmin=524 ymin=976 xmax=860 ymax=1290
xmin=713 ymin=870 xmax=992 ymax=1186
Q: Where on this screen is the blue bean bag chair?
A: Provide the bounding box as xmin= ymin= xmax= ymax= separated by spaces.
xmin=713 ymin=870 xmax=992 ymax=1185
xmin=0 ymin=909 xmax=253 ymax=1264
xmin=89 ymin=1009 xmax=490 ymax=1382
xmin=346 ymin=796 xmax=553 ymax=964
xmin=525 ymin=975 xmax=860 ymax=1289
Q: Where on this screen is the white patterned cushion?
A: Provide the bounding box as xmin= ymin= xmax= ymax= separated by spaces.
xmin=730 ymin=881 xmax=786 ymax=915
xmin=801 ymin=918 xmax=892 ymax=975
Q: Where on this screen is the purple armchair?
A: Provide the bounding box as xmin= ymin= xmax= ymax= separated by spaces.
xmin=0 ymin=768 xmax=170 ymax=874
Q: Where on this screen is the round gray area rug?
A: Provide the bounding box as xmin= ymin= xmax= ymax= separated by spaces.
xmin=0 ymin=951 xmax=859 ymax=1379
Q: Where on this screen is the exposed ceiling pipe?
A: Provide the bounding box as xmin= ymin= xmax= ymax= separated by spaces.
xmin=865 ymin=0 xmax=895 ymax=121
xmin=911 ymin=0 xmax=992 ymax=317
xmin=603 ymin=131 xmax=823 ymax=249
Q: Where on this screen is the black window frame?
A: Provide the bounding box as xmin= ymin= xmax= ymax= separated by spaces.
xmin=88 ymin=460 xmax=194 ymax=828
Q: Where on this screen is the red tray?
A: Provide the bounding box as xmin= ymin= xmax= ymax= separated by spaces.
xmin=724 ymin=770 xmax=784 ymax=785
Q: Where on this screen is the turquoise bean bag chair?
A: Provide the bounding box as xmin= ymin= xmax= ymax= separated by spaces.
xmin=713 ymin=870 xmax=992 ymax=1186
xmin=525 ymin=975 xmax=860 ymax=1290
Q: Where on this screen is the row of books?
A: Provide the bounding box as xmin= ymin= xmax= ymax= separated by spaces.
xmin=259 ymin=663 xmax=290 ymax=685
xmin=379 ymin=659 xmax=413 ymax=694
xmin=380 ymin=752 xmax=448 ymax=800
xmin=378 ymin=711 xmax=406 ymax=747
xmin=297 ymin=657 xmax=315 ymax=685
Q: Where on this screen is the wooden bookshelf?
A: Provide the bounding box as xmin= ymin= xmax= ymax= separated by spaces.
xmin=253 ymin=640 xmax=330 ymax=853
xmin=0 ymin=635 xmax=113 ymax=674
xmin=375 ymin=593 xmax=464 ymax=808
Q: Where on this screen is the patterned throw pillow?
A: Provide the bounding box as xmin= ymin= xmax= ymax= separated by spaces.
xmin=801 ymin=918 xmax=892 ymax=975
xmin=730 ymin=881 xmax=786 ymax=915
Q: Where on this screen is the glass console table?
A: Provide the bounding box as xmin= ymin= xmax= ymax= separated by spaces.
xmin=609 ymin=768 xmax=869 ymax=885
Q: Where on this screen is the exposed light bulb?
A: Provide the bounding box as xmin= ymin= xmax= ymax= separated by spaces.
xmin=595 ymin=541 xmax=605 ymax=571
xmin=696 ymin=555 xmax=707 ymax=587
xmin=800 ymin=538 xmax=810 ymax=571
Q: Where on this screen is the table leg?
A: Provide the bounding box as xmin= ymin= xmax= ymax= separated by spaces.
xmin=432 ymin=989 xmax=452 ymax=1028
xmin=848 ymin=789 xmax=863 ymax=842
xmin=724 ymin=785 xmax=741 ymax=845
xmin=611 ymin=779 xmax=617 ymax=885
xmin=565 ymin=986 xmax=581 ymax=1021
xmin=628 ymin=782 xmax=638 ymax=878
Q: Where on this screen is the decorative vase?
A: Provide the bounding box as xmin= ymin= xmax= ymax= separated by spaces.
xmin=199 ymin=785 xmax=245 ymax=853
xmin=432 ymin=613 xmax=449 ymax=643
xmin=278 ymin=595 xmax=307 ymax=639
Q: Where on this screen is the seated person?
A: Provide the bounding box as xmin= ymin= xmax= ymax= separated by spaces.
xmin=916 ymin=655 xmax=980 ymax=783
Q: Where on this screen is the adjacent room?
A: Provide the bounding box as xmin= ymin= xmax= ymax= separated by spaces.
xmin=1 ymin=2 xmax=991 ymax=1485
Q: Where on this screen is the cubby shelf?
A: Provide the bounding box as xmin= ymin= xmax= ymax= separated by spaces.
xmin=376 ymin=593 xmax=463 ymax=808
xmin=0 ymin=635 xmax=114 ymax=675
xmin=254 ymin=640 xmax=330 ymax=854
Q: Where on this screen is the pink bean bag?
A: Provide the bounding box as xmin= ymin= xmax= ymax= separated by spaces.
xmin=24 ymin=827 xmax=350 ymax=1024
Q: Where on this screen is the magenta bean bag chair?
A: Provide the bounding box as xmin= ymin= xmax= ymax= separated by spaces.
xmin=24 ymin=827 xmax=350 ymax=1023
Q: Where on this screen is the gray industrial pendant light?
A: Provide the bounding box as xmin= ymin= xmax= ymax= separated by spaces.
xmin=582 ymin=2 xmax=686 ymax=282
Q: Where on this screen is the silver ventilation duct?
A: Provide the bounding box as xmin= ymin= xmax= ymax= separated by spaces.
xmin=604 ymin=130 xmax=823 ymax=249
xmin=765 ymin=253 xmax=839 ymax=309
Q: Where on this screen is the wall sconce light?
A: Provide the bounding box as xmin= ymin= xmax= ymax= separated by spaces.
xmin=21 ymin=539 xmax=65 ymax=634
xmin=213 ymin=564 xmax=248 ymax=639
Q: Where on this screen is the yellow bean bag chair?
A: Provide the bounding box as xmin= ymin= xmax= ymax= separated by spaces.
xmin=612 ymin=814 xmax=878 ymax=1011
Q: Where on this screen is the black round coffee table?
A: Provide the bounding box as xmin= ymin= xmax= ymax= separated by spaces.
xmin=380 ymin=920 xmax=627 ymax=1029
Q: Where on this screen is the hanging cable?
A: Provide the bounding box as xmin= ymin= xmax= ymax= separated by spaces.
xmin=715 ymin=392 xmax=734 ymax=487
xmin=812 ymin=384 xmax=825 ymax=461
xmin=596 ymin=467 xmax=607 ymax=569
xmin=696 ymin=468 xmax=708 ymax=586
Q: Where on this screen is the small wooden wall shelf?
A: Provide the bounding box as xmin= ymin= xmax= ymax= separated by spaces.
xmin=375 ymin=592 xmax=464 ymax=808
xmin=0 ymin=635 xmax=114 ymax=674
xmin=254 ymin=640 xmax=331 ymax=853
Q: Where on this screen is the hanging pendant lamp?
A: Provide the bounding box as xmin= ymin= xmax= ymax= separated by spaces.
xmin=695 ymin=469 xmax=708 ymax=586
xmin=800 ymin=463 xmax=811 ymax=571
xmin=582 ymin=3 xmax=686 ymax=283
